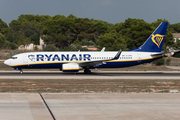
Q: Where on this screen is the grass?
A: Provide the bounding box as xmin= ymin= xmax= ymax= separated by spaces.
xmin=0 ymin=79 xmax=180 ymax=93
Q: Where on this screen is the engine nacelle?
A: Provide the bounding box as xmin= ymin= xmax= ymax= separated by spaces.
xmin=62 ymin=63 xmax=80 ymax=72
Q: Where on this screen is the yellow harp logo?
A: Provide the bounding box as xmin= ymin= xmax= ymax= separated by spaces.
xmin=151 ymin=34 xmax=164 ymax=48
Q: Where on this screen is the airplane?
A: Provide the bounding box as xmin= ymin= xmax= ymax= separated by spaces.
xmin=4 ymin=22 xmax=168 ymax=74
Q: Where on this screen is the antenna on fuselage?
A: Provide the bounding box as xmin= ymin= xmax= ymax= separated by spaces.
xmin=101 ymin=47 xmax=105 ymax=52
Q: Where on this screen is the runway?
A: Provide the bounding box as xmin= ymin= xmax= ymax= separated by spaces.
xmin=1 ymin=93 xmax=180 ymax=120
xmin=0 ymin=71 xmax=180 ymax=120
xmin=0 ymin=71 xmax=180 ymax=79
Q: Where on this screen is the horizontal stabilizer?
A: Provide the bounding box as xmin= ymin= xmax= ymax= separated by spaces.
xmin=151 ymin=52 xmax=172 ymax=57
xmin=151 ymin=53 xmax=164 ymax=57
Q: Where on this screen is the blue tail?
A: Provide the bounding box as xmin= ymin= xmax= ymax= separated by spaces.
xmin=130 ymin=22 xmax=168 ymax=52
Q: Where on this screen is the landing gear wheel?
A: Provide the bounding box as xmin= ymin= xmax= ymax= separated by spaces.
xmin=84 ymin=69 xmax=91 ymax=74
xmin=20 ymin=70 xmax=23 ymax=74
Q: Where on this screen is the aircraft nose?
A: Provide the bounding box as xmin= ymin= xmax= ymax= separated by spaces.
xmin=4 ymin=59 xmax=10 ymax=66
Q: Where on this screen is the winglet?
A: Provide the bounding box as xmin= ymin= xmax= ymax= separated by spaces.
xmin=112 ymin=48 xmax=123 ymax=60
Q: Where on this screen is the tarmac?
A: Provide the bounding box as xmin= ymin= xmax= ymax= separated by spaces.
xmin=1 ymin=70 xmax=180 ymax=120
xmin=0 ymin=93 xmax=180 ymax=120
xmin=0 ymin=71 xmax=180 ymax=79
xmin=0 ymin=93 xmax=52 ymax=120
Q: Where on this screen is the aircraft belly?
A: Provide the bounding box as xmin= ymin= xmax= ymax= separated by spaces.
xmin=15 ymin=63 xmax=63 ymax=69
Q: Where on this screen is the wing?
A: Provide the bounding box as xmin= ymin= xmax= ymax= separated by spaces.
xmin=78 ymin=48 xmax=123 ymax=67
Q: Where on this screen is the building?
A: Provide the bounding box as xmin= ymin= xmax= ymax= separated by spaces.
xmin=172 ymin=33 xmax=180 ymax=42
xmin=18 ymin=37 xmax=46 ymax=51
xmin=166 ymin=33 xmax=180 ymax=54
xmin=81 ymin=46 xmax=98 ymax=51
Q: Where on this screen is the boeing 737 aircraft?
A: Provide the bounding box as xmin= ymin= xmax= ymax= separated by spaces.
xmin=4 ymin=22 xmax=168 ymax=74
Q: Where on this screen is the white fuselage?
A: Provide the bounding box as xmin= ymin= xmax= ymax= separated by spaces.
xmin=4 ymin=51 xmax=161 ymax=69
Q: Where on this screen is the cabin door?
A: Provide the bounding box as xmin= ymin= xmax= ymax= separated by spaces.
xmin=23 ymin=55 xmax=28 ymax=63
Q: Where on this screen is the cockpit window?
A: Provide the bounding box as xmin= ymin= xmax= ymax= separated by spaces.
xmin=11 ymin=57 xmax=18 ymax=59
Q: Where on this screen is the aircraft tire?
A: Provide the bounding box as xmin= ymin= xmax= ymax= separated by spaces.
xmin=84 ymin=69 xmax=91 ymax=74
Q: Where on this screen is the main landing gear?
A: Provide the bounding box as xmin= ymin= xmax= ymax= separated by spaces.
xmin=84 ymin=69 xmax=91 ymax=74
xmin=20 ymin=69 xmax=23 ymax=74
xmin=14 ymin=68 xmax=23 ymax=74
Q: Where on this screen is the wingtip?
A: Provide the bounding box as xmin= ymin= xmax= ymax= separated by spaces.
xmin=112 ymin=48 xmax=123 ymax=60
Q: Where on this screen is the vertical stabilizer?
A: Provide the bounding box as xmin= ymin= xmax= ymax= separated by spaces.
xmin=130 ymin=22 xmax=168 ymax=52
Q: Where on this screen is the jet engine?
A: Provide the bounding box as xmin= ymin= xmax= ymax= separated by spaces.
xmin=62 ymin=63 xmax=80 ymax=72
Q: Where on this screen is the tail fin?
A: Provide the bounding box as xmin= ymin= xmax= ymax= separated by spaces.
xmin=130 ymin=22 xmax=168 ymax=52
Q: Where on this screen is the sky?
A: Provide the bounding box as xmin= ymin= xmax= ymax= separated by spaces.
xmin=0 ymin=0 xmax=180 ymax=25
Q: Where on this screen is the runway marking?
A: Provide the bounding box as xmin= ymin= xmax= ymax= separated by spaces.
xmin=39 ymin=93 xmax=56 ymax=120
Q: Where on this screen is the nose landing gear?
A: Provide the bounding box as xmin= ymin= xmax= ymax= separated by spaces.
xmin=14 ymin=68 xmax=23 ymax=74
xmin=84 ymin=69 xmax=91 ymax=74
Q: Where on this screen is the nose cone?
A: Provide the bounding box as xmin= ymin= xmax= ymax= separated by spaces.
xmin=4 ymin=59 xmax=10 ymax=66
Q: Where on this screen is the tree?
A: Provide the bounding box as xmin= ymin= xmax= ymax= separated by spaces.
xmin=16 ymin=32 xmax=31 ymax=46
xmin=9 ymin=20 xmax=21 ymax=31
xmin=177 ymin=39 xmax=180 ymax=48
xmin=169 ymin=23 xmax=180 ymax=33
xmin=151 ymin=19 xmax=168 ymax=29
xmin=43 ymin=17 xmax=96 ymax=48
xmin=0 ymin=19 xmax=9 ymax=35
xmin=97 ymin=31 xmax=127 ymax=51
xmin=42 ymin=18 xmax=72 ymax=48
xmin=0 ymin=33 xmax=6 ymax=48
xmin=94 ymin=21 xmax=108 ymax=42
xmin=152 ymin=58 xmax=165 ymax=66
xmin=162 ymin=29 xmax=174 ymax=51
xmin=8 ymin=15 xmax=51 ymax=46
xmin=4 ymin=14 xmax=179 ymax=51
xmin=67 ymin=14 xmax=77 ymax=19
xmin=116 ymin=18 xmax=153 ymax=50
xmin=43 ymin=44 xmax=59 ymax=51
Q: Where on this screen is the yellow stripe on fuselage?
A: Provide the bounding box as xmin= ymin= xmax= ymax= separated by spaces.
xmin=63 ymin=68 xmax=79 ymax=70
